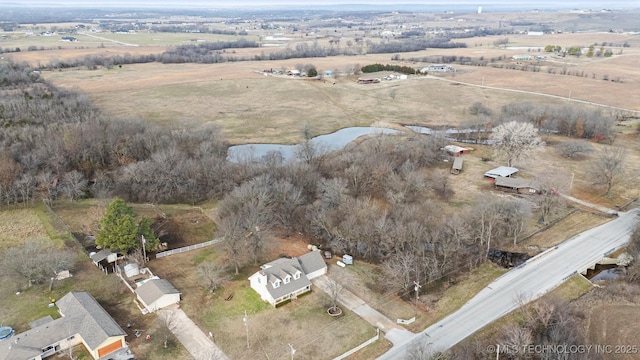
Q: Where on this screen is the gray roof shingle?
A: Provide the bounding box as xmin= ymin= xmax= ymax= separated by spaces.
xmin=0 ymin=291 xmax=125 ymax=360
xmin=135 ymin=278 xmax=181 ymax=306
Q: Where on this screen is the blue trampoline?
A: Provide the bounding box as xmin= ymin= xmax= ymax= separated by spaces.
xmin=0 ymin=326 xmax=14 ymax=341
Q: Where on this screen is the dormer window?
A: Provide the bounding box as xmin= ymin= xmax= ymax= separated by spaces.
xmin=284 ymin=275 xmax=291 ymax=284
xmin=273 ymin=280 xmax=281 ymax=288
xmin=293 ymin=271 xmax=301 ymax=280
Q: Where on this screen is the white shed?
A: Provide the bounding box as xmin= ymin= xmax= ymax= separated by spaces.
xmin=124 ymin=263 xmax=140 ymax=278
xmin=135 ymin=278 xmax=181 ymax=313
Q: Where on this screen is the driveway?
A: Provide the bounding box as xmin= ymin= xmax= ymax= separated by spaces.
xmin=158 ymin=307 xmax=229 ymax=360
xmin=312 ymin=275 xmax=414 ymax=345
xmin=561 ymin=193 xmax=619 ymax=215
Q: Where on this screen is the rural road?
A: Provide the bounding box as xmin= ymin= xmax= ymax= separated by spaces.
xmin=377 ymin=208 xmax=639 ymax=359
xmin=426 ymin=75 xmax=640 ymax=115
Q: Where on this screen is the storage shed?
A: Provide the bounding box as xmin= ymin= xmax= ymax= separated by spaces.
xmin=135 ymin=278 xmax=181 ymax=313
xmin=484 ymin=166 xmax=519 ymax=181
xmin=451 ymin=157 xmax=464 ymax=174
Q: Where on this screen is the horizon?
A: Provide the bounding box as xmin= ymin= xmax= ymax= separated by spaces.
xmin=0 ymin=0 xmax=637 ymax=9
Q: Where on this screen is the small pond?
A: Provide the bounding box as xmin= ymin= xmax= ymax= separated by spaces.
xmin=227 ymin=127 xmax=399 ymax=163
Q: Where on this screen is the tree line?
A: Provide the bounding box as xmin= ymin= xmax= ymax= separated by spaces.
xmin=361 ymin=63 xmax=417 ymax=74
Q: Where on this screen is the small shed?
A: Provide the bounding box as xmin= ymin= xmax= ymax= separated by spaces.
xmin=124 ymin=263 xmax=140 ymax=278
xmin=287 ymin=69 xmax=301 ymax=76
xmin=494 ymin=177 xmax=540 ymax=194
xmin=342 ymin=254 xmax=353 ymax=265
xmin=135 ymin=278 xmax=181 ymax=313
xmin=484 ymin=166 xmax=519 ymax=181
xmin=451 ymin=157 xmax=464 ymax=174
xmin=445 ymin=145 xmax=469 ymax=157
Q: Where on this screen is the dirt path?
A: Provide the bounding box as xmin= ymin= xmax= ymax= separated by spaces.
xmin=561 ymin=194 xmax=620 ymax=215
xmin=425 ymin=75 xmax=640 ymax=115
xmin=159 ymin=307 xmax=229 ymax=360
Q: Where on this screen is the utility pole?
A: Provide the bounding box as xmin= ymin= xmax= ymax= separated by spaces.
xmin=413 ymin=281 xmax=422 ymax=302
xmin=288 ymin=343 xmax=296 ymax=360
xmin=243 ymin=310 xmax=249 ymax=349
xmin=141 ymin=235 xmax=147 ymax=266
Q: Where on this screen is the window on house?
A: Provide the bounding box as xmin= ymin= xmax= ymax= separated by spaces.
xmin=273 ymin=280 xmax=280 ymax=288
xmin=294 ymin=272 xmax=300 ymax=280
xmin=284 ymin=276 xmax=290 ymax=284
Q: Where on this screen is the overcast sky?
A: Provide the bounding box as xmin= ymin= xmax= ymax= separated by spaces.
xmin=0 ymin=0 xmax=635 ymax=8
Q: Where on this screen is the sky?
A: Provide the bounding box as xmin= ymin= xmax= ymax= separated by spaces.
xmin=0 ymin=0 xmax=635 ymax=8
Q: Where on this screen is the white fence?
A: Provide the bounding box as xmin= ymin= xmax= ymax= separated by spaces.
xmin=155 ymin=238 xmax=224 ymax=258
xmin=332 ymin=328 xmax=379 ymax=360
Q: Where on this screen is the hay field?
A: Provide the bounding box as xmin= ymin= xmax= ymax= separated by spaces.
xmin=0 ymin=207 xmax=50 ymax=249
xmin=32 ymin=29 xmax=640 ymax=144
xmin=42 ymin=58 xmax=601 ymax=145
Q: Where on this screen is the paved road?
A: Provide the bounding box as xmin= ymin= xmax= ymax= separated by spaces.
xmin=159 ymin=307 xmax=229 ymax=360
xmin=377 ymin=208 xmax=639 ymax=359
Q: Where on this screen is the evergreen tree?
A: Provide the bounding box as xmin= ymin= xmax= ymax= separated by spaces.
xmin=96 ymin=198 xmax=159 ymax=252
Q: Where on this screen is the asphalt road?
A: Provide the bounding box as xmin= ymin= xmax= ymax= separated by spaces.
xmin=377 ymin=208 xmax=639 ymax=359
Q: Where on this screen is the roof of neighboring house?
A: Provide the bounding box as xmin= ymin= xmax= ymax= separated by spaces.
xmin=484 ymin=166 xmax=519 ymax=178
xmin=494 ymin=177 xmax=539 ymax=190
xmin=135 ymin=278 xmax=181 ymax=306
xmin=57 ymin=291 xmax=126 ymax=349
xmin=452 ymin=157 xmax=464 ymax=170
xmin=0 ymin=292 xmax=126 ymax=360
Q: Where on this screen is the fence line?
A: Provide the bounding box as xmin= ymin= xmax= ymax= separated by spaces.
xmin=332 ymin=328 xmax=379 ymax=360
xmin=155 ymin=238 xmax=224 ymax=258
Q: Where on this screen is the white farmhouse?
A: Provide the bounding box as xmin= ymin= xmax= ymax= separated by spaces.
xmin=249 ymin=251 xmax=327 ymax=307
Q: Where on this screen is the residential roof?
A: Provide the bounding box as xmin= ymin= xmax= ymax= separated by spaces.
xmin=298 ymin=251 xmax=327 ymax=275
xmin=484 ymin=166 xmax=519 ymax=178
xmin=494 ymin=176 xmax=539 ymax=190
xmin=56 ymin=291 xmax=126 ymax=349
xmin=0 ymin=292 xmax=125 ymax=360
xmin=135 ymin=278 xmax=181 ymax=306
xmin=260 ymin=258 xmax=311 ymax=300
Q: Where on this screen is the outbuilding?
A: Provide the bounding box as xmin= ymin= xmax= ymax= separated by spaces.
xmin=484 ymin=166 xmax=519 ymax=181
xmin=451 ymin=157 xmax=464 ymax=174
xmin=494 ymin=177 xmax=540 ymax=194
xmin=135 ymin=278 xmax=181 ymax=313
xmin=444 ymin=145 xmax=470 ymax=156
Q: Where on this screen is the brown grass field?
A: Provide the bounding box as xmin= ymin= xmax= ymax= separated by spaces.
xmin=31 ymin=31 xmax=640 ymax=146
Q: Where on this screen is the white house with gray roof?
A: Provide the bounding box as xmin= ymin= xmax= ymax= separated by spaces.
xmin=249 ymin=251 xmax=327 ymax=307
xmin=0 ymin=291 xmax=127 ymax=360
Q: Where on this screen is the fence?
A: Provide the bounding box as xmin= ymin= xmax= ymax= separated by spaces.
xmin=155 ymin=238 xmax=224 ymax=258
xmin=332 ymin=328 xmax=379 ymax=360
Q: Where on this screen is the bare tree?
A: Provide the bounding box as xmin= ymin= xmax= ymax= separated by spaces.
xmin=490 ymin=121 xmax=544 ymax=167
xmin=588 ymin=146 xmax=626 ymax=197
xmin=157 ymin=310 xmax=177 ymax=348
xmin=197 ymin=262 xmax=230 ymax=293
xmin=556 ymin=141 xmax=594 ymax=159
xmin=2 ymin=239 xmax=75 ymax=288
xmin=503 ymin=199 xmax=532 ymax=245
xmin=325 ymin=277 xmax=343 ymax=314
xmin=534 ymin=172 xmax=569 ymax=221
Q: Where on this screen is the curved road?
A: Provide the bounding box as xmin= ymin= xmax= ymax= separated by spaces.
xmin=424 ymin=75 xmax=640 ymax=115
xmin=377 ymin=208 xmax=639 ymax=359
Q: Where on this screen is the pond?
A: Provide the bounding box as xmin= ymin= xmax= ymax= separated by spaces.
xmin=227 ymin=127 xmax=400 ymax=163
